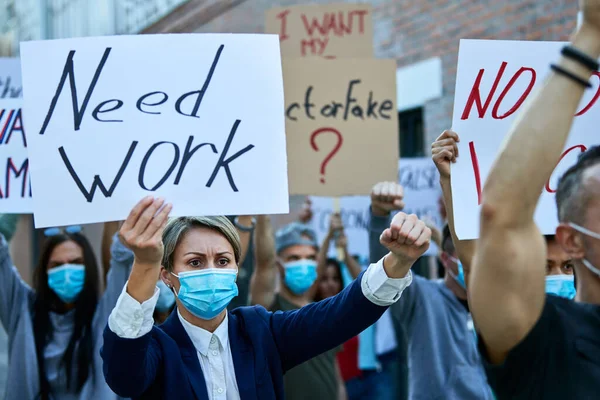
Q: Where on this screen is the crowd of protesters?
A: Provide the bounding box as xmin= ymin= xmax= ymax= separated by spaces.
xmin=0 ymin=3 xmax=599 ymax=399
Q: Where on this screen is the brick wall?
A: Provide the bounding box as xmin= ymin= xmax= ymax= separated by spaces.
xmin=146 ymin=0 xmax=578 ymax=150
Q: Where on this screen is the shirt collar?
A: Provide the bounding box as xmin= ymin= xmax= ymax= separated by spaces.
xmin=177 ymin=309 xmax=229 ymax=356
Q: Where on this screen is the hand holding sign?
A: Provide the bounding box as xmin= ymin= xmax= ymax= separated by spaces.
xmin=298 ymin=197 xmax=313 ymax=224
xmin=431 ymin=130 xmax=460 ymax=179
xmin=119 ymin=196 xmax=172 ymax=266
xmin=370 ymin=181 xmax=405 ymax=216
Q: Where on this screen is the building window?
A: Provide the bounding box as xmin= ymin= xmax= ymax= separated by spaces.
xmin=398 ymin=107 xmax=424 ymax=157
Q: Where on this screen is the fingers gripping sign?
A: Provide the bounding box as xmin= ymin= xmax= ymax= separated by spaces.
xmin=380 ymin=212 xmax=431 ymax=277
xmin=431 ymin=130 xmax=460 ymax=179
xmin=119 ymin=196 xmax=173 ymax=266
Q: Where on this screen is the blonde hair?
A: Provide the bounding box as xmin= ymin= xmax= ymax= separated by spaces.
xmin=161 ymin=216 xmax=241 ymax=272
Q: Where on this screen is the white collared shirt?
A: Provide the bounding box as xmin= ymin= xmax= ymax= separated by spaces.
xmin=177 ymin=310 xmax=239 ymax=400
xmin=108 ymin=257 xmax=412 ymax=400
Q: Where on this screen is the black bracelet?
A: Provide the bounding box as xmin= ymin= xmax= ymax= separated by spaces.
xmin=550 ymin=64 xmax=592 ymax=88
xmin=562 ymin=46 xmax=599 ymax=71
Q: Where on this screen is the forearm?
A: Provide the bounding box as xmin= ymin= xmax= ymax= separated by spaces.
xmin=382 ymin=252 xmax=413 ymax=279
xmin=441 ymin=178 xmax=475 ymax=273
xmin=254 ymin=215 xmax=275 ymax=268
xmin=318 ymin=233 xmax=332 ymax=266
xmin=368 ymin=209 xmax=391 ymax=263
xmin=482 ymin=24 xmax=600 ymax=224
xmin=235 ymin=216 xmax=253 ymax=265
xmin=344 ymin=249 xmax=362 ymax=279
xmin=250 ymin=215 xmax=276 ymax=307
xmin=102 ymin=221 xmax=121 ymax=282
xmin=126 ymin=262 xmax=160 ymax=303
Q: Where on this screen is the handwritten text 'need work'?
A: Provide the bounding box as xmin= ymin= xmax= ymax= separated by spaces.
xmin=39 ymin=45 xmax=254 ymax=203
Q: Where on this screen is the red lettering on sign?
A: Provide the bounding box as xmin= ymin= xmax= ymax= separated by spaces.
xmin=491 ymin=67 xmax=536 ymax=119
xmin=300 ymin=9 xmax=368 ymax=37
xmin=277 ymin=10 xmax=290 ymax=41
xmin=469 ymin=141 xmax=482 ymax=205
xmin=461 ymin=62 xmax=508 ymax=120
xmin=461 ymin=62 xmax=536 ymax=120
xmin=575 ymin=72 xmax=600 ymax=116
xmin=301 ymin=37 xmax=329 ymax=56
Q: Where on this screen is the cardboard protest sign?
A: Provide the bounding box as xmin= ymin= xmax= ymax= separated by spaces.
xmin=265 ymin=3 xmax=373 ymax=58
xmin=309 ymin=158 xmax=442 ymax=260
xmin=20 ymin=34 xmax=289 ymax=228
xmin=0 ymin=57 xmax=30 ymax=213
xmin=451 ymin=39 xmax=600 ymax=239
xmin=284 ymin=58 xmax=399 ymax=196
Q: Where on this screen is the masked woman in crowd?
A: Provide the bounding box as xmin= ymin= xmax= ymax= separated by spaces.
xmin=0 ymin=223 xmax=132 ymax=399
xmin=101 ymin=196 xmax=427 ymax=399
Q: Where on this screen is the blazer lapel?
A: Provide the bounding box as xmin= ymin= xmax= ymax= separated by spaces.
xmin=228 ymin=313 xmax=257 ymax=400
xmin=161 ymin=309 xmax=209 ymax=400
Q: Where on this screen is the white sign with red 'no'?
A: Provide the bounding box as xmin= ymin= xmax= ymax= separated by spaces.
xmin=451 ymin=39 xmax=600 ymax=240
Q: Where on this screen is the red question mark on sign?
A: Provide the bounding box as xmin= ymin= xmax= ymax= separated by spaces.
xmin=310 ymin=127 xmax=344 ymax=184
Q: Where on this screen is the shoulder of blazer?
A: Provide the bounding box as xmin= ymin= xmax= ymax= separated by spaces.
xmin=230 ymin=304 xmax=273 ymax=327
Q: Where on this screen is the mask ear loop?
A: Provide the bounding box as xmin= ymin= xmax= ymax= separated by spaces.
xmin=568 ymin=223 xmax=600 ymax=276
xmin=569 ymin=223 xmax=600 ymax=240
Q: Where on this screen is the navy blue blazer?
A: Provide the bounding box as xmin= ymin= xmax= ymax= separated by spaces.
xmin=101 ymin=271 xmax=388 ymax=399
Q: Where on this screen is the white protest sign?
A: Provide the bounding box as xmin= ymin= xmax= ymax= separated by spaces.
xmin=451 ymin=39 xmax=599 ymax=239
xmin=0 ymin=57 xmax=31 ymax=213
xmin=309 ymin=195 xmax=371 ymax=263
xmin=397 ymin=157 xmax=442 ymax=256
xmin=20 ymin=34 xmax=289 ymax=227
xmin=309 ymin=157 xmax=442 ymax=261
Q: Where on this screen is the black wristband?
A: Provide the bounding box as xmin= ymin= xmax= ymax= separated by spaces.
xmin=550 ymin=64 xmax=592 ymax=88
xmin=561 ymin=46 xmax=599 ymax=71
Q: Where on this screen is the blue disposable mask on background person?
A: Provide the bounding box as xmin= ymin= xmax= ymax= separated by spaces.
xmin=284 ymin=259 xmax=318 ymax=295
xmin=569 ymin=223 xmax=600 ymax=276
xmin=171 ymin=268 xmax=238 ymax=320
xmin=545 ymin=275 xmax=576 ymax=299
xmin=156 ymin=279 xmax=176 ymax=312
xmin=447 ymin=255 xmax=466 ymax=289
xmin=47 ymin=264 xmax=85 ymax=303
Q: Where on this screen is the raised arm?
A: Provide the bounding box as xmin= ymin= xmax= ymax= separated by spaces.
xmin=0 ymin=214 xmax=20 ymax=242
xmin=369 ymin=181 xmax=405 ymax=263
xmin=249 ymin=215 xmax=277 ymax=307
xmin=93 ymin=229 xmax=134 ymax=334
xmin=0 ymin=233 xmax=32 ymax=334
xmin=431 ymin=130 xmax=476 ymax=282
xmin=101 ymin=221 xmax=121 ymax=285
xmin=102 ymin=196 xmax=171 ymax=397
xmin=269 ymin=211 xmax=430 ymax=371
xmin=335 ymin=232 xmax=361 ymax=279
xmin=470 ymin=17 xmax=600 ymax=364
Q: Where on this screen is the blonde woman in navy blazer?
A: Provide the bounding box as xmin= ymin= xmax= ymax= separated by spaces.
xmin=101 ymin=196 xmax=431 ymax=399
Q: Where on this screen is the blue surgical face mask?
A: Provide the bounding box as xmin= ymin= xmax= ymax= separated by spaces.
xmin=446 ymin=255 xmax=466 ymax=289
xmin=47 ymin=264 xmax=85 ymax=303
xmin=284 ymin=259 xmax=318 ymax=295
xmin=171 ymin=268 xmax=238 ymax=320
xmin=156 ymin=279 xmax=176 ymax=313
xmin=545 ymin=275 xmax=576 ymax=299
xmin=569 ymin=223 xmax=600 ymax=276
